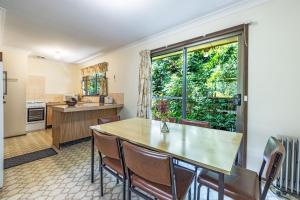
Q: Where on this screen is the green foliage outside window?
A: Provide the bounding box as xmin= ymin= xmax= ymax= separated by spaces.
xmin=152 ymin=42 xmax=238 ymax=131
xmin=82 ymin=73 xmax=105 ymax=96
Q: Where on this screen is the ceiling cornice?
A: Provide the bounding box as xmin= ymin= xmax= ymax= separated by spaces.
xmin=76 ymin=0 xmax=272 ymax=64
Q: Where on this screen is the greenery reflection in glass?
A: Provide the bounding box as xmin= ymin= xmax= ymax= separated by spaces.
xmin=151 ymin=40 xmax=238 ymax=131
xmin=82 ymin=72 xmax=105 ymax=96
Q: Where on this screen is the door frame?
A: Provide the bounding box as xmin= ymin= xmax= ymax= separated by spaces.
xmin=151 ymin=24 xmax=249 ymax=167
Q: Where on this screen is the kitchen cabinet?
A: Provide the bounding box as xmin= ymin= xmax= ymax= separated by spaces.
xmin=52 ymin=103 xmax=123 ymax=148
xmin=46 ymin=102 xmax=66 ymax=128
xmin=46 ymin=105 xmax=53 ymax=127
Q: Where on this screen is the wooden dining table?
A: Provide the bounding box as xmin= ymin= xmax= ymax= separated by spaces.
xmin=90 ymin=117 xmax=243 ymax=200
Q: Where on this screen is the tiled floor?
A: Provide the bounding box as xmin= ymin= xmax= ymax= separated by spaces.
xmin=4 ymin=129 xmax=52 ymax=159
xmin=0 ymin=130 xmax=293 ymax=200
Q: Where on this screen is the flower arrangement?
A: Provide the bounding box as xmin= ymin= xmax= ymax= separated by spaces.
xmin=156 ymin=100 xmax=169 ymax=120
xmin=154 ymin=99 xmax=170 ymax=133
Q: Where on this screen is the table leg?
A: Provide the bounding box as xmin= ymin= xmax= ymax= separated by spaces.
xmin=194 ymin=166 xmax=198 ymax=200
xmin=218 ymin=173 xmax=224 ymax=200
xmin=91 ymin=133 xmax=95 ymax=183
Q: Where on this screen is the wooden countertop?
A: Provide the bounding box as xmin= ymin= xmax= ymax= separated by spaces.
xmin=46 ymin=102 xmax=66 ymax=106
xmin=52 ymin=103 xmax=123 ymax=112
xmin=91 ymin=118 xmax=243 ymax=175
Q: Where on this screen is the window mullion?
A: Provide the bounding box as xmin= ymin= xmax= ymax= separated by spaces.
xmin=182 ymin=48 xmax=187 ymax=119
xmin=96 ymin=74 xmax=98 ymax=95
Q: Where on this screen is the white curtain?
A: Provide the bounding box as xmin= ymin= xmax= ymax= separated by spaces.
xmin=137 ymin=50 xmax=151 ymax=118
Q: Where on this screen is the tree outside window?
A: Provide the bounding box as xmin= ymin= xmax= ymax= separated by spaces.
xmin=82 ymin=72 xmax=106 ymax=96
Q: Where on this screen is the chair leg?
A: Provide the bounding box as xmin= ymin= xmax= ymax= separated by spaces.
xmin=188 ymin=188 xmax=191 ymax=200
xmin=197 ymin=184 xmax=201 ymax=200
xmin=122 ymin=180 xmax=126 ymax=200
xmin=207 ymin=187 xmax=210 ymax=200
xmin=194 ymin=168 xmax=197 ymax=200
xmin=100 ymin=165 xmax=104 ymax=196
xmin=127 ymin=184 xmax=131 ymax=200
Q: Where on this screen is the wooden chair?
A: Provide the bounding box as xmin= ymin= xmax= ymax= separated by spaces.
xmin=97 ymin=115 xmax=120 ymax=125
xmin=197 ymin=136 xmax=285 ymax=200
xmin=179 ymin=118 xmax=210 ymax=199
xmin=154 ymin=117 xmax=177 ymax=123
xmin=93 ymin=131 xmax=126 ymax=200
xmin=180 ymin=119 xmax=210 ymax=128
xmin=122 ymin=141 xmax=195 ymax=200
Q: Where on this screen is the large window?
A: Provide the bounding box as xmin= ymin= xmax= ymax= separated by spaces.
xmin=82 ymin=72 xmax=106 ymax=96
xmin=151 ymin=36 xmax=241 ymax=131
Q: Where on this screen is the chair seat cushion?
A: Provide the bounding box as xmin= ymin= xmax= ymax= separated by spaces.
xmin=198 ymin=166 xmax=260 ymax=200
xmin=131 ymin=166 xmax=194 ymax=200
xmin=102 ymin=157 xmax=123 ymax=175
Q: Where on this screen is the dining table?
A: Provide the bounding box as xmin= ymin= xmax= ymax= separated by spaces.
xmin=90 ymin=117 xmax=243 ymax=200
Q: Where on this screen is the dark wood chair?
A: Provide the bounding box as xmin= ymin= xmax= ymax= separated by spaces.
xmin=154 ymin=117 xmax=177 ymax=123
xmin=180 ymin=119 xmax=210 ymax=128
xmin=179 ymin=118 xmax=210 ymax=199
xmin=97 ymin=115 xmax=120 ymax=125
xmin=197 ymin=136 xmax=285 ymax=200
xmin=122 ymin=141 xmax=195 ymax=200
xmin=93 ymin=131 xmax=126 ymax=200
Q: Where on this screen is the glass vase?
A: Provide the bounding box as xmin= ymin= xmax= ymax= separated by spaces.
xmin=160 ymin=121 xmax=169 ymax=133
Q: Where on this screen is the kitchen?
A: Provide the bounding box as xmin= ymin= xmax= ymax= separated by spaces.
xmin=2 ymin=48 xmax=123 ymax=161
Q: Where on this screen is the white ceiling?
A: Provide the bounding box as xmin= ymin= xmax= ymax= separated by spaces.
xmin=0 ymin=0 xmax=248 ymax=63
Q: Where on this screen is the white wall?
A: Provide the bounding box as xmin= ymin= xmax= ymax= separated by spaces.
xmin=80 ymin=0 xmax=300 ymax=171
xmin=28 ymin=57 xmax=81 ymax=95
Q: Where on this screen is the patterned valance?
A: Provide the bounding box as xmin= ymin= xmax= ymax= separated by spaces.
xmin=81 ymin=62 xmax=108 ymax=76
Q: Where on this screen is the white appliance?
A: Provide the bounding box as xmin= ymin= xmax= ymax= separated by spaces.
xmin=26 ymin=101 xmax=46 ymax=132
xmin=0 ymin=59 xmax=4 ymax=188
xmin=104 ymin=96 xmax=113 ymax=104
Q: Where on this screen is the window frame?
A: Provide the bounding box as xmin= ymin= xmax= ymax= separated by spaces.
xmin=82 ymin=73 xmax=106 ymax=96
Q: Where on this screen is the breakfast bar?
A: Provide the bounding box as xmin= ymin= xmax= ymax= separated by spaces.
xmin=52 ymin=103 xmax=123 ymax=148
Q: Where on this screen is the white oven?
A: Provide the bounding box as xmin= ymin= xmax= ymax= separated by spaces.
xmin=26 ymin=101 xmax=46 ymax=132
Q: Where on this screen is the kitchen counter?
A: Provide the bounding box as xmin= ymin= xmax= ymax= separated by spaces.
xmin=46 ymin=101 xmax=66 ymax=106
xmin=52 ymin=103 xmax=123 ymax=148
xmin=52 ymin=103 xmax=123 ymax=112
xmin=46 ymin=102 xmax=67 ymax=128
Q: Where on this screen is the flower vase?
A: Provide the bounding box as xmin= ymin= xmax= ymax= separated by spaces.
xmin=161 ymin=121 xmax=169 ymax=133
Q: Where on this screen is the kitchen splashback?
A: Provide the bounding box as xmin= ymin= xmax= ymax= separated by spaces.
xmin=26 ymin=75 xmax=45 ymax=101
xmin=82 ymin=93 xmax=124 ymax=104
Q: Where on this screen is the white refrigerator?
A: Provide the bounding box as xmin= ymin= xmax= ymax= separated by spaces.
xmin=0 ymin=60 xmax=4 ymax=188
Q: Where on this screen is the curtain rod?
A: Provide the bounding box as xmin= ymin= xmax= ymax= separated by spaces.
xmin=150 ymin=23 xmax=251 ymax=55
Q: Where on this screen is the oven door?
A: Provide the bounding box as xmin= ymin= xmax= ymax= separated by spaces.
xmin=27 ymin=107 xmax=45 ymax=123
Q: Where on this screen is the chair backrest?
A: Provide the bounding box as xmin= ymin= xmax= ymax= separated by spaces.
xmin=168 ymin=117 xmax=177 ymax=123
xmin=263 ymin=136 xmax=285 ymax=180
xmin=98 ymin=115 xmax=120 ymax=125
xmin=154 ymin=117 xmax=177 ymax=123
xmin=93 ymin=131 xmax=120 ymax=160
xmin=122 ymin=141 xmax=172 ymax=186
xmin=180 ymin=119 xmax=210 ymax=128
xmin=259 ymin=136 xmax=285 ymax=200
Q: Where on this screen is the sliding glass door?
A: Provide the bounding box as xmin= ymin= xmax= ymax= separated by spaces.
xmin=151 ymin=35 xmax=245 ymax=131
xmin=151 ymin=25 xmax=248 ymax=167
